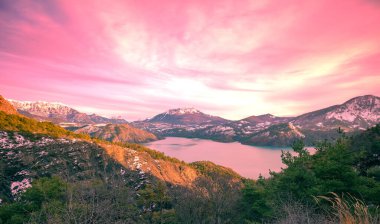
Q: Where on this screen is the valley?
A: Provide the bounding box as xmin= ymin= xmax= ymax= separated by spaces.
xmin=2 ymin=1 xmax=380 ymax=222
xmin=9 ymin=95 xmax=380 ymax=147
xmin=145 ymin=137 xmax=293 ymax=179
xmin=1 ymin=94 xmax=380 ymax=223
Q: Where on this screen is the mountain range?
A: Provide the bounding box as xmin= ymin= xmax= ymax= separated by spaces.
xmin=9 ymin=99 xmax=128 ymax=125
xmin=7 ymin=95 xmax=380 ymax=146
xmin=132 ymin=95 xmax=380 ymax=146
xmin=1 ymin=94 xmax=380 ymax=223
xmin=1 ymin=95 xmax=241 ymax=220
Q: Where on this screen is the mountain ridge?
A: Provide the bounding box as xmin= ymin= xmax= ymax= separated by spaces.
xmin=9 ymin=99 xmax=128 ymax=125
xmin=74 ymin=123 xmax=159 ymax=144
xmin=5 ymin=95 xmax=380 ymax=146
xmin=134 ymin=95 xmax=380 ymax=146
xmin=145 ymin=107 xmax=229 ymax=125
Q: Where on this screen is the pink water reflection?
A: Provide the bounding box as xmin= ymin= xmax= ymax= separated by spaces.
xmin=145 ymin=137 xmax=307 ymax=179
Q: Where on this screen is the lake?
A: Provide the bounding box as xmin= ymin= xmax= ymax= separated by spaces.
xmin=145 ymin=137 xmax=293 ymax=179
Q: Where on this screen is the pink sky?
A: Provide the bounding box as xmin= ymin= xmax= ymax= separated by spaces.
xmin=1 ymin=0 xmax=379 ymax=121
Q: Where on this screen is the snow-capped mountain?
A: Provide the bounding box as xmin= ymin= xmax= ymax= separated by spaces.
xmin=133 ymin=95 xmax=380 ymax=146
xmin=9 ymin=99 xmax=127 ymax=125
xmin=167 ymin=108 xmax=202 ymax=115
xmin=292 ymin=95 xmax=380 ymax=131
xmin=9 ymin=100 xmax=75 ymax=117
xmin=239 ymin=95 xmax=380 ymax=146
xmin=6 ymin=95 xmax=380 ymax=146
xmin=144 ymin=107 xmax=229 ymax=125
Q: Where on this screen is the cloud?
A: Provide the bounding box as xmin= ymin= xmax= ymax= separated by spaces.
xmin=1 ymin=0 xmax=380 ymax=120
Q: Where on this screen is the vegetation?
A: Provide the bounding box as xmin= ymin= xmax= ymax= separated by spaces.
xmin=239 ymin=125 xmax=380 ymax=223
xmin=105 ymin=140 xmax=186 ymax=164
xmin=1 ymin=108 xmax=380 ymax=223
xmin=0 ymin=177 xmax=180 ymax=224
xmin=0 ymin=111 xmax=90 ymax=140
xmin=316 ymin=192 xmax=380 ymax=224
xmin=0 ymin=111 xmax=183 ymax=164
xmin=190 ymin=161 xmax=242 ymax=179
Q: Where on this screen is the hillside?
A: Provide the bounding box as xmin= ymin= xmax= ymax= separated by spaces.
xmin=0 ymin=96 xmax=18 ymax=115
xmin=1 ymin=96 xmax=380 ymax=223
xmin=242 ymin=95 xmax=380 ymax=146
xmin=0 ymin=96 xmax=244 ymax=223
xmin=292 ymin=95 xmax=380 ymax=131
xmin=74 ymin=123 xmax=158 ymax=143
xmin=0 ymin=98 xmax=200 ymax=187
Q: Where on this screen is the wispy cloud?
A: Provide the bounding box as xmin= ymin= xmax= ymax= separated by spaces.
xmin=1 ymin=0 xmax=379 ymax=120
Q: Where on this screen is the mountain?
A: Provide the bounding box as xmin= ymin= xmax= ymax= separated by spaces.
xmin=146 ymin=108 xmax=229 ymax=125
xmin=0 ymin=96 xmax=18 ymax=115
xmin=231 ymin=114 xmax=294 ymax=135
xmin=74 ymin=123 xmax=158 ymax=143
xmin=0 ymin=96 xmax=236 ymax=196
xmin=242 ymin=113 xmax=293 ymax=124
xmin=239 ymin=95 xmax=380 ymax=146
xmin=9 ymin=99 xmax=128 ymax=125
xmin=133 ymin=95 xmax=380 ymax=146
xmin=5 ymin=95 xmax=379 ymax=146
xmin=132 ymin=108 xmax=231 ymax=138
xmin=133 ymin=108 xmax=296 ymax=143
xmin=0 ymin=95 xmax=242 ymax=222
xmin=292 ymin=95 xmax=380 ymax=131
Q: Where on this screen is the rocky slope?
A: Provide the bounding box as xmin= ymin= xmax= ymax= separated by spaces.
xmin=9 ymin=99 xmax=127 ymax=125
xmin=292 ymin=95 xmax=380 ymax=131
xmin=0 ymin=96 xmax=18 ymax=115
xmin=74 ymin=123 xmax=158 ymax=144
xmin=239 ymin=95 xmax=380 ymax=146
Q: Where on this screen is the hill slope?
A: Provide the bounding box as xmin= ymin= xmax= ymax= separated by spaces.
xmin=292 ymin=95 xmax=380 ymax=131
xmin=0 ymin=96 xmax=18 ymax=115
xmin=74 ymin=123 xmax=158 ymax=143
xmin=0 ymin=96 xmax=239 ymax=199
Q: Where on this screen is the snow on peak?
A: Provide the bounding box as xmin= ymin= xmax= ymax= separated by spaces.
xmin=9 ymin=99 xmax=69 ymax=108
xmin=8 ymin=99 xmax=75 ymax=116
xmin=167 ymin=108 xmax=201 ymax=115
xmin=325 ymin=95 xmax=380 ymax=123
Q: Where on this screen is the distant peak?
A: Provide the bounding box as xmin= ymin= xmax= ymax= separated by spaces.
xmin=346 ymin=95 xmax=379 ymax=101
xmin=166 ymin=108 xmax=202 ymax=115
xmin=343 ymin=95 xmax=379 ymax=105
xmin=8 ymin=99 xmax=68 ymax=107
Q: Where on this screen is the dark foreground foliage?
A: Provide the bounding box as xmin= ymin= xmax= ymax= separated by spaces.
xmin=240 ymin=125 xmax=380 ymax=223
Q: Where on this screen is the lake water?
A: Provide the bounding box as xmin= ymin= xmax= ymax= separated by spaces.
xmin=145 ymin=137 xmax=293 ymax=179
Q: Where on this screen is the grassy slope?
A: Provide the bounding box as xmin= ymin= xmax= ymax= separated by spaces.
xmin=0 ymin=111 xmax=241 ymax=183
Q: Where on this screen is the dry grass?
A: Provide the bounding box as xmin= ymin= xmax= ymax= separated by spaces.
xmin=315 ymin=192 xmax=380 ymax=224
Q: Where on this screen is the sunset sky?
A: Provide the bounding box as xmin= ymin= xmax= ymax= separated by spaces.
xmin=1 ymin=0 xmax=379 ymax=120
